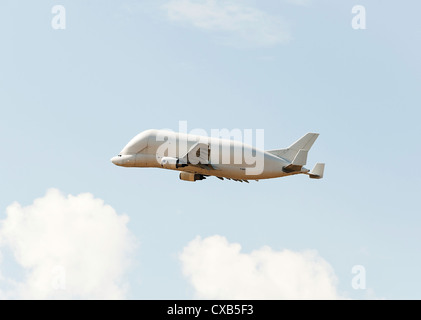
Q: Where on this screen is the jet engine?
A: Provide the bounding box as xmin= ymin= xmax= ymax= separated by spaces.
xmin=160 ymin=157 xmax=184 ymax=169
xmin=179 ymin=172 xmax=206 ymax=182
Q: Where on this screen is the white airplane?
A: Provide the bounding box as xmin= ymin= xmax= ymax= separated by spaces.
xmin=111 ymin=129 xmax=325 ymax=182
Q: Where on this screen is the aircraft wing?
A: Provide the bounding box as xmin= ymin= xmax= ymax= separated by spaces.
xmin=180 ymin=142 xmax=217 ymax=170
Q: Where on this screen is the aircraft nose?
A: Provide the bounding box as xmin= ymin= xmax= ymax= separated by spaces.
xmin=111 ymin=156 xmax=121 ymax=166
xmin=111 ymin=154 xmax=135 ymax=167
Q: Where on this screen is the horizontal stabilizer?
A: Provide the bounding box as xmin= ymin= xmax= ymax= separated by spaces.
xmin=282 ymin=149 xmax=309 ymax=173
xmin=309 ymin=163 xmax=325 ymax=179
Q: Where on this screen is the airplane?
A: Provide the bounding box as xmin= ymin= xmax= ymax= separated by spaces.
xmin=110 ymin=129 xmax=325 ymax=182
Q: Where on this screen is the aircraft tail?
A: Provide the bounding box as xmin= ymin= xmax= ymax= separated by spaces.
xmin=267 ymin=133 xmax=319 ymax=163
xmin=309 ymin=163 xmax=325 ymax=179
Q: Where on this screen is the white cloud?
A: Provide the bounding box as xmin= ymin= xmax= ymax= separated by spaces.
xmin=162 ymin=0 xmax=291 ymax=47
xmin=0 ymin=254 xmax=4 ymax=299
xmin=180 ymin=235 xmax=341 ymax=299
xmin=0 ymin=189 xmax=136 ymax=299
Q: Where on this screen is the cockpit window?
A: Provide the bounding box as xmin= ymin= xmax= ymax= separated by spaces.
xmin=118 ymin=154 xmax=122 ymax=157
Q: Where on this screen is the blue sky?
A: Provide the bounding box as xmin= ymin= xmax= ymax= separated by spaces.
xmin=0 ymin=0 xmax=420 ymax=299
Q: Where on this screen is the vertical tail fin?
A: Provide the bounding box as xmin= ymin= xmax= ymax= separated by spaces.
xmin=267 ymin=133 xmax=319 ymax=163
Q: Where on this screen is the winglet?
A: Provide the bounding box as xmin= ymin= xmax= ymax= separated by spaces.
xmin=309 ymin=163 xmax=325 ymax=179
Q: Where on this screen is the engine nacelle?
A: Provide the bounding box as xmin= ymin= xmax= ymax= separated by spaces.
xmin=160 ymin=157 xmax=182 ymax=169
xmin=179 ymin=172 xmax=205 ymax=182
